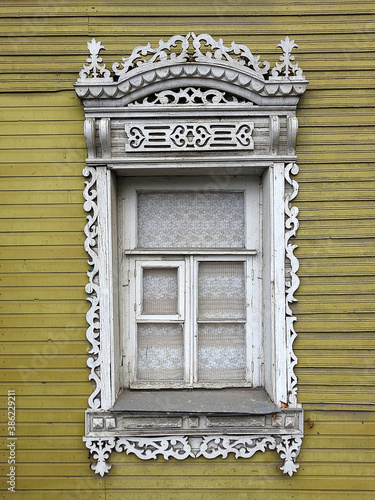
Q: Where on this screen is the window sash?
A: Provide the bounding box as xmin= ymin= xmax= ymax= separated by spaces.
xmin=130 ymin=255 xmax=255 ymax=389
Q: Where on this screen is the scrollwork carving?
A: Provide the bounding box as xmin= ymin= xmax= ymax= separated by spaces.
xmin=84 ymin=437 xmax=116 ymax=476
xmin=125 ymin=122 xmax=254 ymax=152
xmin=116 ymin=436 xmax=191 ymax=461
xmin=130 ymin=87 xmax=247 ymax=106
xmin=75 ymin=34 xmax=307 ymax=101
xmin=83 ymin=167 xmax=101 ymax=410
xmin=113 ymin=34 xmax=191 ymax=79
xmin=285 ymin=162 xmax=300 ymax=406
xmin=277 ymin=436 xmax=302 ymax=476
xmin=197 ymin=435 xmax=277 ymax=459
xmin=191 ymin=33 xmax=270 ymax=76
xmin=84 ymin=435 xmax=302 ymax=476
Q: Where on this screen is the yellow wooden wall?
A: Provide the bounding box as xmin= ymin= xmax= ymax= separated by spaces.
xmin=1 ymin=1 xmax=375 ymax=498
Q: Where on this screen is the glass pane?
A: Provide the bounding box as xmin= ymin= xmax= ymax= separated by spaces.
xmin=137 ymin=191 xmax=244 ymax=248
xmin=198 ymin=262 xmax=245 ymax=320
xmin=137 ymin=324 xmax=184 ymax=381
xmin=198 ymin=324 xmax=246 ymax=381
xmin=142 ymin=268 xmax=178 ymax=315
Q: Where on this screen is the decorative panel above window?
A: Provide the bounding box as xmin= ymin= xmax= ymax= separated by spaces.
xmin=75 ymin=33 xmax=308 ymax=477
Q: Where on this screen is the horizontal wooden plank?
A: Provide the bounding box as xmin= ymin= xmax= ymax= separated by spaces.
xmin=2 ymin=341 xmax=87 ymax=355
xmin=298 ymin=369 xmax=375 ymax=385
xmin=0 ymin=90 xmax=79 ymax=106
xmin=297 ymin=332 xmax=375 ymax=349
xmin=0 ymin=287 xmax=86 ymax=301
xmin=0 ymin=272 xmax=86 ymax=287
xmin=0 ymin=383 xmax=90 ymax=397
xmin=0 ymin=314 xmax=87 ymax=328
xmin=0 ymin=164 xmax=84 ymax=177
xmin=2 ymin=53 xmax=375 ymax=74
xmin=2 ymin=355 xmax=87 ymax=369
xmin=295 ymin=240 xmax=375 ymax=258
xmin=0 ymin=204 xmax=85 ymax=218
xmin=297 ymin=278 xmax=375 ymax=295
xmin=2 ymin=461 xmax=375 ymax=481
xmin=298 ymin=261 xmax=375 ymax=277
xmin=1 ymin=76 xmax=375 ymax=94
xmin=0 ymin=122 xmax=83 ymax=136
xmin=1 ymin=367 xmax=88 ymax=382
xmin=0 ymin=148 xmax=86 ymax=163
xmin=0 ymin=328 xmax=85 ymax=342
xmin=0 ymin=105 xmax=84 ymax=121
xmin=296 ymin=319 xmax=375 ymax=333
xmin=0 ymin=246 xmax=86 ymax=260
xmin=0 ymin=219 xmax=85 ymax=232
xmin=296 ymin=353 xmax=375 ymax=368
xmin=0 ymin=191 xmax=84 ymax=204
xmin=0 ymin=299 xmax=89 ymax=315
xmin=7 ymin=492 xmax=375 ymax=500
xmin=0 ymin=232 xmax=84 ymax=246
xmin=0 ymin=12 xmax=374 ymax=31
xmin=0 ymin=135 xmax=85 ymax=149
xmin=1 ymin=1 xmax=375 ymax=17
xmin=5 ymin=473 xmax=375 ymax=491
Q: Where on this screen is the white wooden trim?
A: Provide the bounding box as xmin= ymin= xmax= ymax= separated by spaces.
xmin=78 ymin=33 xmax=307 ymax=475
xmin=96 ymin=167 xmax=118 ymax=409
xmin=273 ymin=163 xmax=287 ymax=405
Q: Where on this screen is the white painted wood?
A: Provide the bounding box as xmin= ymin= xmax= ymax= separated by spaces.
xmin=78 ymin=33 xmax=307 ymax=475
xmin=84 ymin=118 xmax=96 ymax=159
xmin=273 ymin=163 xmax=287 ymax=405
xmin=96 ymin=167 xmax=118 ymax=409
xmin=99 ymin=118 xmax=111 ymax=158
xmin=84 ymin=434 xmax=302 ymax=477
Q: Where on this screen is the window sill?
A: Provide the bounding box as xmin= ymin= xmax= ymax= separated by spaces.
xmin=113 ymin=387 xmax=278 ymax=414
xmin=85 ymin=388 xmax=302 ymax=439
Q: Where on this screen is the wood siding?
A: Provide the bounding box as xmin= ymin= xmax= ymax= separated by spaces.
xmin=1 ymin=1 xmax=374 ymax=497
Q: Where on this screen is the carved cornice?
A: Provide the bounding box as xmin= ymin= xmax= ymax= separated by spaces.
xmin=74 ymin=34 xmax=307 ymax=104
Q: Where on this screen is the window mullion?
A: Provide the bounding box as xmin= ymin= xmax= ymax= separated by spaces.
xmin=191 ymin=255 xmax=198 ymax=385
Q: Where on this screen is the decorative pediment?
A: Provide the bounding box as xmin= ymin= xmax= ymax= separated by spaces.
xmin=74 ymin=33 xmax=307 ymax=106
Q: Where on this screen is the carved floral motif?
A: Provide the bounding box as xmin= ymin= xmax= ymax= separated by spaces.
xmin=271 ymin=37 xmax=304 ymax=78
xmin=85 ymin=437 xmax=116 ymax=476
xmin=78 ymin=39 xmax=112 ymax=81
xmin=84 ymin=435 xmax=302 ymax=476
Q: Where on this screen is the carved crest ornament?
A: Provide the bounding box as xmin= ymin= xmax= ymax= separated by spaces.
xmin=75 ymin=33 xmax=308 ymax=476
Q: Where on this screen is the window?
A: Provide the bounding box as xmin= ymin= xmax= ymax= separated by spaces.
xmin=119 ymin=176 xmax=261 ymax=390
xmin=76 ymin=33 xmax=307 ymax=476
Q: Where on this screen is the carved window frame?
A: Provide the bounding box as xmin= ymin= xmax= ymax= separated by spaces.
xmin=74 ymin=33 xmax=308 ymax=477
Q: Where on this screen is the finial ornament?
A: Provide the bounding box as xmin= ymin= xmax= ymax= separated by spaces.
xmin=78 ymin=38 xmax=113 ymax=82
xmin=271 ymin=37 xmax=304 ymax=78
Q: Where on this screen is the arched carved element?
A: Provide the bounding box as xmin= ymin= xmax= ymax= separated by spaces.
xmin=75 ymin=33 xmax=307 ymax=106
